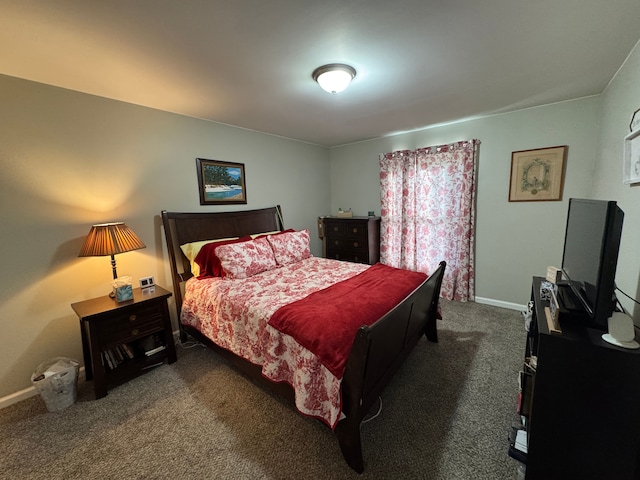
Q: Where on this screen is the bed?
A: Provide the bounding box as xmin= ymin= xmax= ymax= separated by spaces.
xmin=161 ymin=206 xmax=445 ymax=473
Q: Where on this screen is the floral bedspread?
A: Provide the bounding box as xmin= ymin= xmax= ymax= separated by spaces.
xmin=180 ymin=256 xmax=368 ymax=428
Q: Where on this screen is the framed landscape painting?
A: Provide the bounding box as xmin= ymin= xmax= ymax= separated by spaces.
xmin=509 ymin=146 xmax=567 ymax=202
xmin=196 ymin=158 xmax=247 ymax=205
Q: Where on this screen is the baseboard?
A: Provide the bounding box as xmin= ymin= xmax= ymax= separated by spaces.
xmin=0 ymin=367 xmax=86 ymax=410
xmin=0 ymin=386 xmax=38 ymax=409
xmin=474 ymin=296 xmax=527 ymax=312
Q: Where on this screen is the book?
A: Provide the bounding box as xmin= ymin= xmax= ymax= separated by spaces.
xmin=108 ymin=349 xmax=120 ymax=368
xmin=144 ymin=345 xmax=166 ymax=357
xmin=103 ymin=350 xmax=115 ymax=369
xmin=121 ymin=343 xmax=135 ymax=359
xmin=113 ymin=346 xmax=123 ymax=363
xmin=508 ymin=426 xmax=528 ymax=464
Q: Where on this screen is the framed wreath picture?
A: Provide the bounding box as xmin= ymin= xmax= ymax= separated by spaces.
xmin=509 ymin=146 xmax=567 ymax=202
xmin=196 ymin=158 xmax=247 ymax=205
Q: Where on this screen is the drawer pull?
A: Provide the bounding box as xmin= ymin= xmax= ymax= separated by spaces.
xmin=354 ymin=256 xmax=360 ymax=262
xmin=334 ymin=240 xmax=340 ymax=246
xmin=131 ymin=329 xmax=139 ymax=336
xmin=333 ymin=226 xmax=339 ymax=232
xmin=352 ymin=227 xmax=359 ymax=233
xmin=129 ymin=315 xmax=137 ymax=322
xmin=353 ymin=242 xmax=359 ymax=248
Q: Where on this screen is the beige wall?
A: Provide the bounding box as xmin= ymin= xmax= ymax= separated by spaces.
xmin=329 ymin=39 xmax=639 ymax=310
xmin=2 ymin=38 xmax=639 ymax=400
xmin=0 ymin=74 xmax=330 ymax=398
xmin=329 ymin=98 xmax=601 ymax=307
xmin=592 ymin=41 xmax=640 ymax=318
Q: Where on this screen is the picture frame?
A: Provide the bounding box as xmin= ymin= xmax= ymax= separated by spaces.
xmin=623 ymin=129 xmax=640 ymax=185
xmin=196 ymin=158 xmax=247 ymax=205
xmin=509 ymin=146 xmax=567 ymax=202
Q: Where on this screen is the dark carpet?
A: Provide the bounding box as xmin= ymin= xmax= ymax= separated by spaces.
xmin=0 ymin=300 xmax=525 ymax=479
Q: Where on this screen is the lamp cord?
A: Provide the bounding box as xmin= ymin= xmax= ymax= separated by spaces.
xmin=362 ymin=397 xmax=383 ymax=424
xmin=616 ymin=286 xmax=640 ymax=306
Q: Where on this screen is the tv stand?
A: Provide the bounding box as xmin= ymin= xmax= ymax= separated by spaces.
xmin=511 ymin=277 xmax=640 ymax=479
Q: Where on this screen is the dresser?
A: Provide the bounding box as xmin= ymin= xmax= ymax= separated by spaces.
xmin=318 ymin=216 xmax=380 ymax=265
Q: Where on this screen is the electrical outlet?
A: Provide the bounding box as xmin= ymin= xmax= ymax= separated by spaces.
xmin=139 ymin=276 xmax=155 ymax=289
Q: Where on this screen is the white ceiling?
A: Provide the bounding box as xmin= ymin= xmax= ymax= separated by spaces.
xmin=2 ymin=0 xmax=640 ymax=147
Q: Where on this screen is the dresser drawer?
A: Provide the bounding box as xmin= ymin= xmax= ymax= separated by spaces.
xmin=326 ymin=221 xmax=347 ymax=237
xmin=342 ymin=222 xmax=368 ymax=239
xmin=325 ymin=221 xmax=367 ymax=239
xmin=99 ymin=304 xmax=165 ymax=347
xmin=326 ymin=247 xmax=369 ymax=264
xmin=327 ymin=237 xmax=367 ymax=254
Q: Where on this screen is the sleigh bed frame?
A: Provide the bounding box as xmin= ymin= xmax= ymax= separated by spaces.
xmin=161 ymin=206 xmax=445 ymax=473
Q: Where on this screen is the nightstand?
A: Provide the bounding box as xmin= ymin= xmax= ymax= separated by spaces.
xmin=71 ymin=286 xmax=177 ymax=399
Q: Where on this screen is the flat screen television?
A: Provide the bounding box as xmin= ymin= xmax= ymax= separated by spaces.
xmin=559 ymin=198 xmax=624 ymax=330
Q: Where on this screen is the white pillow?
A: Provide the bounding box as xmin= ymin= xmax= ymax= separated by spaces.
xmin=180 ymin=237 xmax=237 ymax=276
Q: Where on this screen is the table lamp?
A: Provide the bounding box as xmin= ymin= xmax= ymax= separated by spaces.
xmin=78 ymin=222 xmax=146 ymax=295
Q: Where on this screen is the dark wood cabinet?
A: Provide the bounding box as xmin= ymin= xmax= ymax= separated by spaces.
xmin=319 ymin=216 xmax=380 ymax=265
xmin=71 ymin=286 xmax=177 ymax=399
xmin=515 ymin=277 xmax=640 ymax=479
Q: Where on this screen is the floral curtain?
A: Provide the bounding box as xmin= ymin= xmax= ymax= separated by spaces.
xmin=379 ymin=140 xmax=478 ymax=301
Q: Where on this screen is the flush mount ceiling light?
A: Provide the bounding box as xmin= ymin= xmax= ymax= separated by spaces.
xmin=312 ymin=63 xmax=356 ymax=94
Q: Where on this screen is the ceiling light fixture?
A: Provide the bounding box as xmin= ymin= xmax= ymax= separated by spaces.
xmin=312 ymin=63 xmax=356 ymax=94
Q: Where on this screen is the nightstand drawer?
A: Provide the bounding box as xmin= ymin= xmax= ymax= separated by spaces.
xmin=100 ymin=321 xmax=162 ymax=348
xmin=99 ymin=304 xmax=165 ymax=347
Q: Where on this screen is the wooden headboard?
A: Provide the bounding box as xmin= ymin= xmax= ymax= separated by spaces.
xmin=161 ymin=206 xmax=284 ymax=325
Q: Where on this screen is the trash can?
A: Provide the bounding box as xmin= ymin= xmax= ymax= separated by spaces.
xmin=31 ymin=357 xmax=80 ymax=412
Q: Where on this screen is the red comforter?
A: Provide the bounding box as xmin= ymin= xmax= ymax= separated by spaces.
xmin=268 ymin=263 xmax=428 ymax=378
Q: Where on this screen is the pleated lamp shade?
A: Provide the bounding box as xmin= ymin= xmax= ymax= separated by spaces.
xmin=78 ymin=223 xmax=146 ymax=279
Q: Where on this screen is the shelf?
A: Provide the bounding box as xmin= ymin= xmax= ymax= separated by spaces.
xmin=104 ymin=349 xmax=168 ymax=383
xmin=511 ymin=277 xmax=640 ymax=479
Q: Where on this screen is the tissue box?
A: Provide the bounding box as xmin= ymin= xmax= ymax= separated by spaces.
xmin=113 ymin=276 xmax=133 ymax=302
xmin=540 ymin=280 xmax=557 ymax=301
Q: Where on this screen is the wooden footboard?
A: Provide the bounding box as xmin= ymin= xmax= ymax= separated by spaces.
xmin=336 ymin=261 xmax=446 ymax=473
